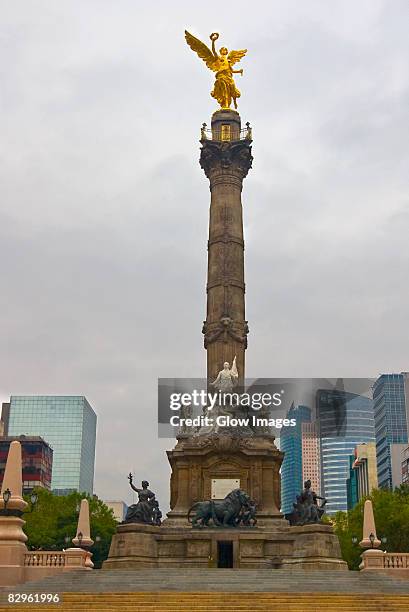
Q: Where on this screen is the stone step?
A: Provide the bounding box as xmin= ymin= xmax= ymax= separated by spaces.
xmin=12 ymin=584 xmax=409 ymax=592
xmin=3 ymin=604 xmax=408 ymax=609
xmin=2 ymin=593 xmax=409 ymax=612
xmin=5 ymin=569 xmax=409 ymax=595
xmin=13 ymin=570 xmax=405 ymax=578
xmin=4 ymin=568 xmax=340 ymax=571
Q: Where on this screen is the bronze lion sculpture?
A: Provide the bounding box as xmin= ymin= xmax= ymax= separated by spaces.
xmin=187 ymin=489 xmax=255 ymax=528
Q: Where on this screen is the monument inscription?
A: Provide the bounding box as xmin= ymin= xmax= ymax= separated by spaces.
xmin=211 ymin=478 xmax=240 ymax=500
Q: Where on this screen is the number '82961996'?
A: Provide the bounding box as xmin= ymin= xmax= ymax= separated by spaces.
xmin=7 ymin=593 xmax=60 ymax=604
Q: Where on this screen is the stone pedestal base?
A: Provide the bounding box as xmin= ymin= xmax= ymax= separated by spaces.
xmin=0 ymin=515 xmax=28 ymax=587
xmin=0 ymin=540 xmax=27 ymax=587
xmin=165 ymin=434 xmax=284 ymax=528
xmin=280 ymin=524 xmax=348 ymax=571
xmin=103 ymin=522 xmax=347 ymax=571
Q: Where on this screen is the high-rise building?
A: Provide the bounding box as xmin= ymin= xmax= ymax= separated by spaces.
xmin=0 ymin=435 xmax=53 ymax=493
xmin=373 ymin=374 xmax=408 ymax=490
xmin=105 ymin=500 xmax=128 ymax=522
xmin=1 ymin=402 xmax=10 ymax=435
xmin=280 ymin=404 xmax=312 ymax=514
xmin=402 ymin=445 xmax=409 ymax=484
xmin=346 ymin=442 xmax=378 ymax=510
xmin=346 ymin=454 xmax=359 ymax=510
xmin=301 ymin=420 xmax=321 ymax=495
xmin=389 ymin=443 xmax=407 ymax=488
xmin=317 ymin=389 xmax=375 ymax=514
xmin=3 ymin=396 xmax=96 ymax=495
xmin=402 ymin=373 xmax=409 ymax=484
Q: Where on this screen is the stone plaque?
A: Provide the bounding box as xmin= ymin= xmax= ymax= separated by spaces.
xmin=211 ymin=478 xmax=240 ymax=500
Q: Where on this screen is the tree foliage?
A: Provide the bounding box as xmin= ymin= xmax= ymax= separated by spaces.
xmin=23 ymin=489 xmax=117 ymax=568
xmin=331 ymin=484 xmax=409 ymax=569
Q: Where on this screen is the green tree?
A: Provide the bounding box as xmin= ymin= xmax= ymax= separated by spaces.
xmin=23 ymin=489 xmax=117 ymax=568
xmin=331 ymin=484 xmax=409 ymax=569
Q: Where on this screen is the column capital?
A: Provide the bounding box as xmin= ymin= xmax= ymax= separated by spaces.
xmin=200 ymin=139 xmax=253 ymax=180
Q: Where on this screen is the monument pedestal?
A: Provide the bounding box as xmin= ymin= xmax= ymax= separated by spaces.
xmin=164 ymin=434 xmax=283 ymax=528
xmin=103 ymin=522 xmax=347 ymax=571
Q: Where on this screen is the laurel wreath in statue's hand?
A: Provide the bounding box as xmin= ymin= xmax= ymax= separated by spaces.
xmin=210 ymin=32 xmax=219 ymax=41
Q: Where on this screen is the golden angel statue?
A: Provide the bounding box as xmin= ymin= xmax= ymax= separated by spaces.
xmin=185 ymin=30 xmax=247 ymax=110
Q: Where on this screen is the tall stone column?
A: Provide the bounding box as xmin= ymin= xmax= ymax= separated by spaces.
xmin=165 ymin=111 xmax=284 ymax=527
xmin=200 ymin=110 xmax=252 ymax=383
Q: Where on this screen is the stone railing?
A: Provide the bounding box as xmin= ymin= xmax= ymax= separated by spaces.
xmin=384 ymin=553 xmax=409 ymax=568
xmin=201 ymin=127 xmax=252 ymax=142
xmin=360 ymin=550 xmax=409 ymax=576
xmin=21 ymin=548 xmax=93 ymax=584
xmin=24 ymin=552 xmax=66 ymax=567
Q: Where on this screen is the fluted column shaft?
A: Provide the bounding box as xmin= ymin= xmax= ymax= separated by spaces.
xmin=200 ymin=110 xmax=252 ymax=383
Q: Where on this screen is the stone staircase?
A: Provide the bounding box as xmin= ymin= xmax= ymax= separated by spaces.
xmin=1 ymin=569 xmax=409 ymax=611
xmin=1 ymin=593 xmax=409 ymax=611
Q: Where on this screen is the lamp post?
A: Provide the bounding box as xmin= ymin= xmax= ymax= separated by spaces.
xmin=2 ymin=488 xmax=11 ymax=515
xmin=351 ymin=536 xmax=358 ymax=545
xmin=27 ymin=490 xmax=38 ymax=513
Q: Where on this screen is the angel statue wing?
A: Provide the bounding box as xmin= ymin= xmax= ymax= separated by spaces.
xmin=228 ymin=49 xmax=247 ymax=65
xmin=185 ymin=30 xmax=218 ymax=71
xmin=231 ymin=355 xmax=238 ymax=379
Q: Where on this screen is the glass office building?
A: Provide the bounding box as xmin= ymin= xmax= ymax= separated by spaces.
xmin=280 ymin=404 xmax=312 ymax=515
xmin=346 ymin=454 xmax=359 ymax=510
xmin=6 ymin=396 xmax=96 ymax=495
xmin=373 ymin=374 xmax=408 ymax=490
xmin=317 ymin=390 xmax=375 ymax=514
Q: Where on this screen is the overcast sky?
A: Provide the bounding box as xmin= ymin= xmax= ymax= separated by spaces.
xmin=1 ymin=1 xmax=408 ymax=508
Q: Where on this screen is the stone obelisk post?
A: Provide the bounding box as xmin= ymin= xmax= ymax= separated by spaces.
xmin=70 ymin=498 xmax=94 ymax=569
xmin=0 ymin=441 xmax=28 ymax=586
xmin=200 ymin=110 xmax=252 ymax=384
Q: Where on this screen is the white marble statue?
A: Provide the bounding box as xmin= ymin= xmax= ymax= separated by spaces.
xmin=211 ymin=356 xmax=238 ymax=392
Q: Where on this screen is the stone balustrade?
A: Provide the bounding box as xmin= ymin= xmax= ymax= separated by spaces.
xmin=18 ymin=548 xmax=93 ymax=585
xmin=361 ymin=550 xmax=409 ymax=577
xmin=24 ymin=552 xmax=66 ymax=567
xmin=383 ymin=553 xmax=409 ymax=569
